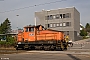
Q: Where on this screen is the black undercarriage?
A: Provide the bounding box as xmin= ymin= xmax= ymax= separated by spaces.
xmin=16 ymin=40 xmax=69 ymax=51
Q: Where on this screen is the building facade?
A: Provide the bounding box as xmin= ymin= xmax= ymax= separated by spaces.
xmin=35 ymin=7 xmax=80 ymax=41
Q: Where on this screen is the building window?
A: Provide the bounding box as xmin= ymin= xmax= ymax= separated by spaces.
xmin=45 ymin=16 xmax=49 ymax=20
xmin=53 ymin=24 xmax=56 ymax=27
xmin=60 ymin=23 xmax=62 ymax=26
xmin=50 ymin=24 xmax=53 ymax=27
xmin=49 ymin=15 xmax=53 ymax=20
xmin=66 ymin=22 xmax=71 ymax=26
xmin=48 ymin=24 xmax=50 ymax=28
xmin=45 ymin=24 xmax=50 ymax=28
xmin=67 ymin=31 xmax=69 ymax=35
xmin=56 ymin=23 xmax=60 ymax=27
xmin=45 ymin=15 xmax=53 ymax=20
xmin=45 ymin=13 xmax=71 ymax=20
xmin=65 ymin=13 xmax=71 ymax=18
xmin=63 ymin=14 xmax=66 ymax=18
xmin=56 ymin=14 xmax=60 ymax=19
xmin=60 ymin=14 xmax=62 ymax=18
xmin=47 ymin=16 xmax=49 ymax=20
xmin=53 ymin=15 xmax=56 ymax=19
xmin=63 ymin=22 xmax=66 ymax=26
xmin=66 ymin=22 xmax=69 ymax=26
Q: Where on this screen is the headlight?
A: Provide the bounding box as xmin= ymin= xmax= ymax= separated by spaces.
xmin=69 ymin=41 xmax=72 ymax=42
xmin=18 ymin=42 xmax=21 ymax=44
xmin=17 ymin=45 xmax=18 ymax=47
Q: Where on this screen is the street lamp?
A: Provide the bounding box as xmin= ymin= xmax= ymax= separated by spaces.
xmin=16 ymin=15 xmax=19 ymax=33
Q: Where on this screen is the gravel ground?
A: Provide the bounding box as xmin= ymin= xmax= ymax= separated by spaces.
xmin=0 ymin=48 xmax=26 ymax=54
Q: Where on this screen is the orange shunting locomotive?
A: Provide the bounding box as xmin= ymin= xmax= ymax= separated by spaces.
xmin=16 ymin=25 xmax=69 ymax=50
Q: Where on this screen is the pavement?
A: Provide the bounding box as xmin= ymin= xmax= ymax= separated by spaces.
xmin=0 ymin=38 xmax=90 ymax=60
xmin=73 ymin=38 xmax=90 ymax=44
xmin=71 ymin=38 xmax=90 ymax=49
xmin=0 ymin=50 xmax=90 ymax=60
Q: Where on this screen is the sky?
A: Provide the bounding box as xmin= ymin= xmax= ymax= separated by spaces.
xmin=0 ymin=0 xmax=90 ymax=29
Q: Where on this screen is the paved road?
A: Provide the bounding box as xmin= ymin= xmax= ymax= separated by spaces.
xmin=0 ymin=50 xmax=90 ymax=60
xmin=71 ymin=38 xmax=90 ymax=49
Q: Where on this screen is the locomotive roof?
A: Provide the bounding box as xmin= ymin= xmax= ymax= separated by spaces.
xmin=24 ymin=25 xmax=44 ymax=28
xmin=46 ymin=29 xmax=63 ymax=32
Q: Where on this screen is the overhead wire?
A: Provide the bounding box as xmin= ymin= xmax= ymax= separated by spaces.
xmin=0 ymin=0 xmax=67 ymax=13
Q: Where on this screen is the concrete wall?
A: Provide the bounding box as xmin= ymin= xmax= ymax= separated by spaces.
xmin=74 ymin=7 xmax=80 ymax=33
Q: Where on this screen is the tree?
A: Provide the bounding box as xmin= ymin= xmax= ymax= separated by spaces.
xmin=0 ymin=18 xmax=11 ymax=34
xmin=0 ymin=18 xmax=16 ymax=47
xmin=85 ymin=23 xmax=90 ymax=28
xmin=80 ymin=29 xmax=87 ymax=36
xmin=0 ymin=23 xmax=4 ymax=34
xmin=85 ymin=23 xmax=90 ymax=32
xmin=6 ymin=35 xmax=16 ymax=46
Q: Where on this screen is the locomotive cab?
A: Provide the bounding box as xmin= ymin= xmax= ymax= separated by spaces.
xmin=23 ymin=25 xmax=44 ymax=42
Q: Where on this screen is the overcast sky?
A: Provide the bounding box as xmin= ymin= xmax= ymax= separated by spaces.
xmin=0 ymin=0 xmax=90 ymax=29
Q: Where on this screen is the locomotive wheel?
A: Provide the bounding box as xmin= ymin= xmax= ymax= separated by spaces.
xmin=44 ymin=46 xmax=50 ymax=51
xmin=40 ymin=46 xmax=44 ymax=50
xmin=61 ymin=47 xmax=64 ymax=51
xmin=50 ymin=45 xmax=56 ymax=51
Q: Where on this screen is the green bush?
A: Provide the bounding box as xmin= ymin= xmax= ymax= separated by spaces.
xmin=0 ymin=36 xmax=16 ymax=47
xmin=83 ymin=36 xmax=87 ymax=39
xmin=0 ymin=41 xmax=6 ymax=45
xmin=80 ymin=30 xmax=87 ymax=36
